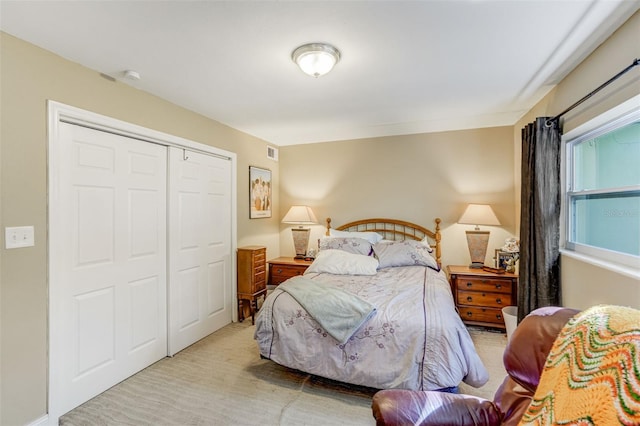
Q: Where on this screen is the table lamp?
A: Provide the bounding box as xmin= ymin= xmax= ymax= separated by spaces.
xmin=282 ymin=205 xmax=318 ymax=259
xmin=458 ymin=204 xmax=501 ymax=268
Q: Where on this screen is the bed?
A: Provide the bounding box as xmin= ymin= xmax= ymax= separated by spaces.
xmin=254 ymin=218 xmax=489 ymax=391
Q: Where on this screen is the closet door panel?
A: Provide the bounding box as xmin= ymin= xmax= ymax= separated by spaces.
xmin=207 ymin=260 xmax=226 ymax=315
xmin=51 ymin=123 xmax=167 ymax=417
xmin=168 ymin=148 xmax=232 ymax=355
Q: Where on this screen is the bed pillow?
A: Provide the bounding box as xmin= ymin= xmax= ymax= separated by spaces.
xmin=379 ymin=237 xmax=435 ymax=253
xmin=378 ymin=237 xmax=433 ymax=253
xmin=318 ymin=237 xmax=374 ymax=256
xmin=329 ymin=228 xmax=383 ymax=244
xmin=373 ymin=240 xmax=440 ymax=271
xmin=305 ymin=249 xmax=379 ymax=276
xmin=420 ymin=236 xmax=435 ymax=253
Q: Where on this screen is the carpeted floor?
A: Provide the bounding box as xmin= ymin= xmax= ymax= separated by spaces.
xmin=60 ymin=321 xmax=507 ymax=426
xmin=459 ymin=326 xmax=508 ymax=400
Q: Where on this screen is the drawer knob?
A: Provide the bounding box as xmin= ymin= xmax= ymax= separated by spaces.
xmin=496 ymin=298 xmax=502 ymax=305
xmin=276 ymin=268 xmax=282 ymax=273
xmin=466 ymin=311 xmax=473 ymax=317
xmin=466 ymin=296 xmax=473 ymax=302
xmin=497 ymin=314 xmax=503 ymax=320
xmin=495 ymin=284 xmax=502 ymax=289
xmin=466 ymin=282 xmax=472 ymax=287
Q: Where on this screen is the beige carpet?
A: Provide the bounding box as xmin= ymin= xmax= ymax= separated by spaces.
xmin=60 ymin=321 xmax=507 ymax=425
xmin=460 ymin=326 xmax=508 ymax=400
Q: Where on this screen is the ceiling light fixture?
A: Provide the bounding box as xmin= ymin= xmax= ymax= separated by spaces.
xmin=123 ymin=70 xmax=141 ymax=81
xmin=292 ymin=43 xmax=341 ymax=78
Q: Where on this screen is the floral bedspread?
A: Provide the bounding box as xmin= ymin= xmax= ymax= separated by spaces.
xmin=254 ymin=265 xmax=489 ymax=391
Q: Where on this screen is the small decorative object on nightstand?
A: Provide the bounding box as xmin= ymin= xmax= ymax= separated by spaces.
xmin=447 ymin=265 xmax=518 ymax=330
xmin=268 ymin=257 xmax=313 ymax=286
xmin=237 ymin=246 xmax=267 ymax=324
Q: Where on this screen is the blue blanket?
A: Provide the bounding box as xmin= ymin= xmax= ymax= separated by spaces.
xmin=278 ymin=276 xmax=377 ymax=344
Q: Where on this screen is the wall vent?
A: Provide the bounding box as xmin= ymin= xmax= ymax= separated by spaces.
xmin=267 ymin=146 xmax=278 ymax=161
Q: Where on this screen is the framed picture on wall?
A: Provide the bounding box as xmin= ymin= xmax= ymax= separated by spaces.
xmin=249 ymin=166 xmax=272 ymax=219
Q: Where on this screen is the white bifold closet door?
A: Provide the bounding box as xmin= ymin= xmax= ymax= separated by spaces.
xmin=51 ymin=121 xmax=233 ymax=419
xmin=52 ymin=123 xmax=168 ymax=416
xmin=168 ymin=147 xmax=232 ymax=355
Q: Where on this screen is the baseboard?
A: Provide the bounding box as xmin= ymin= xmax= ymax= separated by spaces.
xmin=27 ymin=414 xmax=49 ymax=426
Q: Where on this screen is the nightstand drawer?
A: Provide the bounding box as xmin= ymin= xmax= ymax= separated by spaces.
xmin=454 ymin=277 xmax=512 ymax=294
xmin=458 ymin=306 xmax=504 ymax=325
xmin=268 ymin=257 xmax=313 ymax=286
xmin=270 ymin=264 xmax=305 ymax=285
xmin=447 ymin=265 xmax=518 ymax=330
xmin=456 ymin=290 xmax=512 ymax=308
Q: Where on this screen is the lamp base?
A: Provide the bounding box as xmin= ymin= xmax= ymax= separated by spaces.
xmin=466 ymin=230 xmax=490 ymax=269
xmin=291 ymin=227 xmax=310 ymax=258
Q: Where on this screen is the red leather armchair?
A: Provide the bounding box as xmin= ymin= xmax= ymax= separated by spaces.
xmin=371 ymin=307 xmax=580 ymax=426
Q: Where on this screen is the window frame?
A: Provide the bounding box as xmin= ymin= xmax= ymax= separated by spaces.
xmin=561 ymin=94 xmax=640 ymax=274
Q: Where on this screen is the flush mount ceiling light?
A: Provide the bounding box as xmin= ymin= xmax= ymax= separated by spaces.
xmin=123 ymin=69 xmax=141 ymax=81
xmin=291 ymin=43 xmax=341 ymax=78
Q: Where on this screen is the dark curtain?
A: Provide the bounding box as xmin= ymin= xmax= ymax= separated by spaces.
xmin=518 ymin=117 xmax=562 ymax=322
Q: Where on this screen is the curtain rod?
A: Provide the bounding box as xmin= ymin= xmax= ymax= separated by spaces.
xmin=546 ymin=58 xmax=640 ymax=127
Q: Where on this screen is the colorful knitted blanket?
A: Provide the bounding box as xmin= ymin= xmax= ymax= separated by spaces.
xmin=519 ymin=304 xmax=640 ymax=426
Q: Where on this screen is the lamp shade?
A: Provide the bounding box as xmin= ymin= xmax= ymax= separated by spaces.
xmin=282 ymin=205 xmax=318 ymax=224
xmin=292 ymin=43 xmax=341 ymax=78
xmin=458 ymin=204 xmax=501 ymax=227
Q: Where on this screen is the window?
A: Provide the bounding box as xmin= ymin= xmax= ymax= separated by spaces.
xmin=564 ymin=103 xmax=640 ymax=270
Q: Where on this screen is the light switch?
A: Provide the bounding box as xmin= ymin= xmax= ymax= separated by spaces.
xmin=5 ymin=226 xmax=35 ymax=249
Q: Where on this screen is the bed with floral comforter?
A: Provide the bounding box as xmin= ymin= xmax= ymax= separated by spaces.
xmin=254 ymin=222 xmax=489 ymax=391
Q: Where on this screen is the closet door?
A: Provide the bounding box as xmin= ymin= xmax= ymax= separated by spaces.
xmin=51 ymin=123 xmax=168 ymax=417
xmin=168 ymin=147 xmax=233 ymax=355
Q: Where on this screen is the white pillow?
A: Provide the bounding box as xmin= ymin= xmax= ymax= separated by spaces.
xmin=329 ymin=229 xmax=383 ymax=244
xmin=305 ymin=249 xmax=379 ymax=276
xmin=420 ymin=236 xmax=435 ymax=253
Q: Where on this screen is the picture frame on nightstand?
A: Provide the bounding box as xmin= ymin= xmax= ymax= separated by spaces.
xmin=495 ymin=249 xmax=519 ymax=272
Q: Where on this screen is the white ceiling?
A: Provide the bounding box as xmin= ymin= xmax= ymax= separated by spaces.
xmin=1 ymin=1 xmax=638 ymax=146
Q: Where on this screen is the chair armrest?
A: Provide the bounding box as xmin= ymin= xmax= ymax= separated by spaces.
xmin=372 ymin=389 xmax=501 ymax=426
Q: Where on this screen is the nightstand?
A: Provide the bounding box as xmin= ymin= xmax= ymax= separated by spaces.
xmin=237 ymin=246 xmax=267 ymax=324
xmin=447 ymin=265 xmax=518 ymax=330
xmin=268 ymin=257 xmax=313 ymax=286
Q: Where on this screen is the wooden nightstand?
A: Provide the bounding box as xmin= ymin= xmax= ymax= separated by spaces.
xmin=268 ymin=257 xmax=313 ymax=286
xmin=237 ymin=246 xmax=267 ymax=324
xmin=447 ymin=265 xmax=518 ymax=330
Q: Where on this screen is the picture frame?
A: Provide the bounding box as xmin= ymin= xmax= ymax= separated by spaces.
xmin=495 ymin=249 xmax=519 ymax=272
xmin=249 ymin=166 xmax=272 ymax=219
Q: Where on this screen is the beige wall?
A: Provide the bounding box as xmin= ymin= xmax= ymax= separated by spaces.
xmin=278 ymin=127 xmax=517 ymax=268
xmin=2 ymin=9 xmax=639 ymax=425
xmin=512 ymin=11 xmax=640 ymax=311
xmin=0 ymin=33 xmax=281 ymax=425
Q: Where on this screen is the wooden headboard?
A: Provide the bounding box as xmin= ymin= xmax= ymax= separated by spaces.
xmin=325 ymin=217 xmax=442 ymax=266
